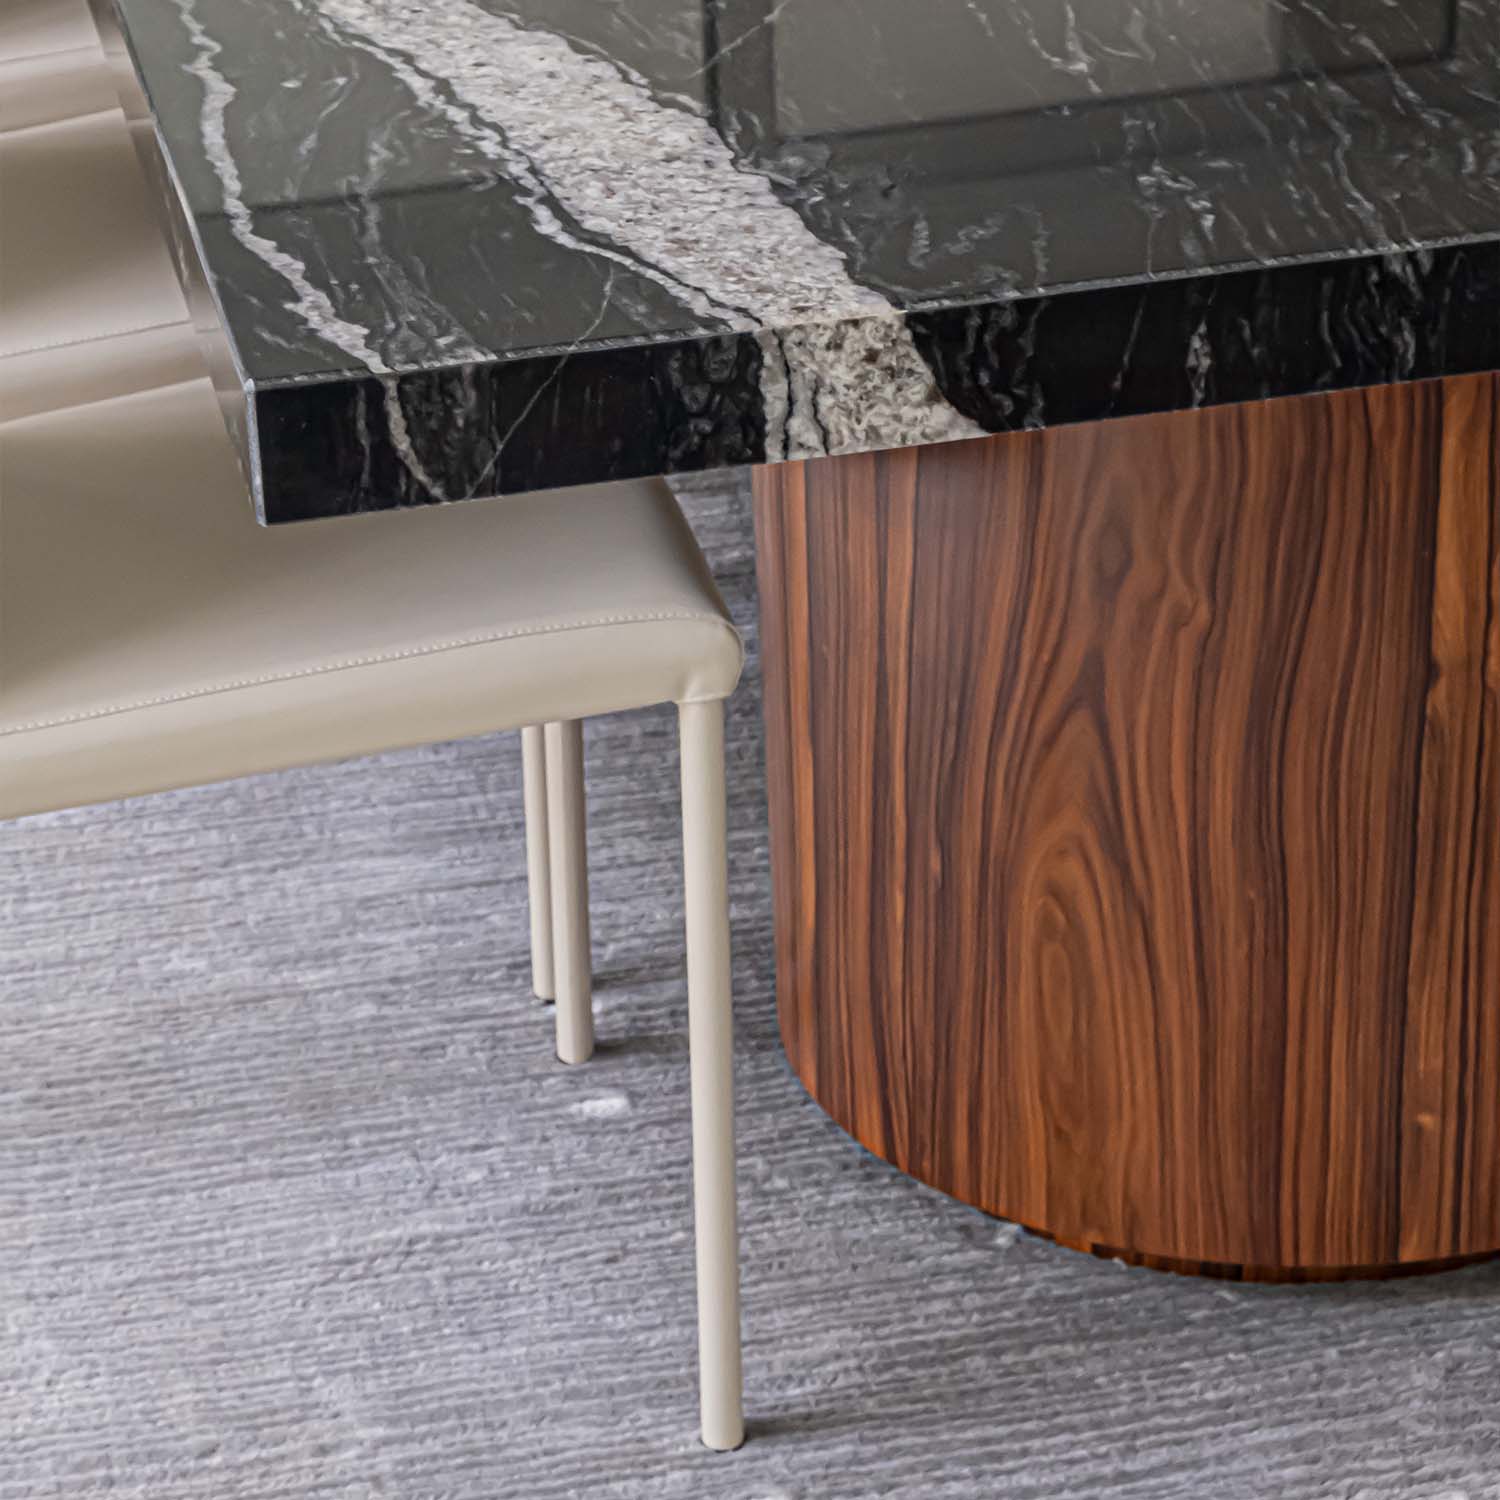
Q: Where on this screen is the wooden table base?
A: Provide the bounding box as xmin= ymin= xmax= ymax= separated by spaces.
xmin=753 ymin=375 xmax=1500 ymax=1280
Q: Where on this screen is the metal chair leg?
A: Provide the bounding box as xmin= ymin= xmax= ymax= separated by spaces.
xmin=544 ymin=719 xmax=593 ymax=1064
xmin=521 ymin=725 xmax=554 ymax=1002
xmin=677 ymin=699 xmax=744 ymax=1451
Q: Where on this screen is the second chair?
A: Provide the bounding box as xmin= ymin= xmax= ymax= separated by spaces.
xmin=0 ymin=15 xmax=750 ymax=1443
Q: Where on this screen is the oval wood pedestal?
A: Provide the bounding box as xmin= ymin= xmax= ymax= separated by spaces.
xmin=752 ymin=374 xmax=1500 ymax=1281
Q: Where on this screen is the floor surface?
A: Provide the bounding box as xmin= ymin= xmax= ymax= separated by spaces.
xmin=3 ymin=470 xmax=1498 ymax=1499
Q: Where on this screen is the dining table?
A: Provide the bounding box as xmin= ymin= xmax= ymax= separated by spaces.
xmin=91 ymin=0 xmax=1500 ymax=1280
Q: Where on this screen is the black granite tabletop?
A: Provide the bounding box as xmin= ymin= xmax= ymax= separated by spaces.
xmin=99 ymin=0 xmax=1500 ymax=522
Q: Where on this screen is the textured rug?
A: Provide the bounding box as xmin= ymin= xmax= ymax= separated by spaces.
xmin=2 ymin=470 xmax=1499 ymax=1500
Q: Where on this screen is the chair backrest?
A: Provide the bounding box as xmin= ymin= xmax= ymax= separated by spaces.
xmin=0 ymin=15 xmax=196 ymax=425
xmin=0 ymin=0 xmax=112 ymax=131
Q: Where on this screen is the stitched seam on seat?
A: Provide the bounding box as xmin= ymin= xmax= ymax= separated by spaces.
xmin=0 ymin=319 xmax=190 ymax=361
xmin=1 ymin=611 xmax=742 ymax=737
xmin=0 ymin=42 xmax=102 ymax=72
xmin=1 ymin=103 xmax=122 ymax=143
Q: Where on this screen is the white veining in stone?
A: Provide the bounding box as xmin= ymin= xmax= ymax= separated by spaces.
xmin=310 ymin=0 xmax=984 ymax=458
xmin=760 ymin=320 xmax=983 ymax=461
xmin=174 ymin=0 xmax=387 ymax=374
xmin=1186 ymin=314 xmax=1213 ymax=408
xmin=176 ymin=0 xmax=461 ymax=497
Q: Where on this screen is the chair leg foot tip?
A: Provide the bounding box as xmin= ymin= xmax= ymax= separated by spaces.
xmin=700 ymin=1418 xmax=746 ymax=1453
xmin=701 ymin=1435 xmax=746 ymax=1453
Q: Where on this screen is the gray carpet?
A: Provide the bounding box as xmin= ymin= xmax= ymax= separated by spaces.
xmin=3 ymin=469 xmax=1499 ymax=1500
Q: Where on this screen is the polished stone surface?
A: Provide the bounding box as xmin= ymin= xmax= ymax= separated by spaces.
xmin=100 ymin=0 xmax=1500 ymax=521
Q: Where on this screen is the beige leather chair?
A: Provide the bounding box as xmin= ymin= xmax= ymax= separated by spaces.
xmin=0 ymin=15 xmax=748 ymax=1450
xmin=0 ymin=0 xmax=115 ymax=131
xmin=0 ymin=0 xmax=198 ymax=421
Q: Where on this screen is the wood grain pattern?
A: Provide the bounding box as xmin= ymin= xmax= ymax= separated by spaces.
xmin=753 ymin=374 xmax=1500 ymax=1277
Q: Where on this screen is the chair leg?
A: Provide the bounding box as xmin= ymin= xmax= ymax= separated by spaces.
xmin=521 ymin=726 xmax=555 ymax=1002
xmin=677 ymin=699 xmax=744 ymax=1452
xmin=544 ymin=719 xmax=593 ymax=1064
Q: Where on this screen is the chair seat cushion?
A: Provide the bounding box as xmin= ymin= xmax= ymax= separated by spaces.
xmin=0 ymin=106 xmax=189 ymax=371
xmin=0 ymin=377 xmax=744 ymax=818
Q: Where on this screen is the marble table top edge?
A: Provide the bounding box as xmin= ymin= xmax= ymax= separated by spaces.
xmin=238 ymin=230 xmax=1500 ymax=395
xmin=95 ymin=0 xmax=1500 ymax=521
